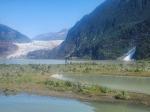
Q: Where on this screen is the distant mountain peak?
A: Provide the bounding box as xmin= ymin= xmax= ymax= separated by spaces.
xmin=33 ymin=29 xmax=68 ymax=41
xmin=0 ymin=24 xmax=31 ymax=57
xmin=0 ymin=24 xmax=31 ymax=43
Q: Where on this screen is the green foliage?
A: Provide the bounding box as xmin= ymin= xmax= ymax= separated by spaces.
xmin=44 ymin=79 xmax=114 ymax=95
xmin=55 ymin=0 xmax=150 ymax=60
xmin=1 ymin=64 xmax=150 ymax=101
xmin=115 ymin=91 xmax=130 ymax=100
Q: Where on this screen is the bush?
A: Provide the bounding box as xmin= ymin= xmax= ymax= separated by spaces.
xmin=115 ymin=91 xmax=130 ymax=100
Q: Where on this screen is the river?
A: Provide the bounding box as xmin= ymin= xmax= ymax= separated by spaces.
xmin=0 ymin=59 xmax=149 ymax=111
xmin=52 ymin=73 xmax=150 ymax=95
xmin=0 ymin=94 xmax=149 ymax=112
xmin=0 ymin=59 xmax=129 ymax=65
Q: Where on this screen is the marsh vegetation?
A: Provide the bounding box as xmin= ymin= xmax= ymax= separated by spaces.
xmin=0 ymin=61 xmax=149 ymax=105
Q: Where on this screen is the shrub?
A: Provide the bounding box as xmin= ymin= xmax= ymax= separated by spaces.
xmin=115 ymin=91 xmax=130 ymax=100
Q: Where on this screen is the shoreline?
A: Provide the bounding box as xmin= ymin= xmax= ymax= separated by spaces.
xmin=1 ymin=84 xmax=150 ymax=107
xmin=0 ymin=63 xmax=149 ymax=106
xmin=0 ymin=81 xmax=150 ymax=106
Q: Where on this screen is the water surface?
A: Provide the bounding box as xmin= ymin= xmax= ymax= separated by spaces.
xmin=0 ymin=94 xmax=92 ymax=112
xmin=0 ymin=59 xmax=65 ymax=65
xmin=0 ymin=59 xmax=128 ymax=65
xmin=0 ymin=94 xmax=149 ymax=112
xmin=60 ymin=74 xmax=150 ymax=95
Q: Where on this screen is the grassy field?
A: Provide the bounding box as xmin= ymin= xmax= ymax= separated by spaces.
xmin=0 ymin=61 xmax=150 ymax=105
xmin=64 ymin=61 xmax=150 ymax=76
xmin=0 ymin=64 xmax=123 ymax=96
xmin=21 ymin=60 xmax=150 ymax=76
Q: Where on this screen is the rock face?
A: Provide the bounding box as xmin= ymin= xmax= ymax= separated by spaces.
xmin=53 ymin=0 xmax=150 ymax=60
xmin=33 ymin=29 xmax=68 ymax=41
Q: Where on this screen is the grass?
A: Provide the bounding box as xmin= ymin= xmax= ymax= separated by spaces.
xmin=0 ymin=64 xmax=129 ymax=99
xmin=62 ymin=61 xmax=150 ymax=76
xmin=115 ymin=91 xmax=130 ymax=100
xmin=1 ymin=60 xmax=149 ymax=77
xmin=44 ymin=79 xmax=113 ymax=95
xmin=0 ymin=61 xmax=149 ymax=104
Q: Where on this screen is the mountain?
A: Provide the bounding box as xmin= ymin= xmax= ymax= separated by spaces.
xmin=33 ymin=29 xmax=68 ymax=41
xmin=51 ymin=0 xmax=150 ymax=60
xmin=0 ymin=24 xmax=30 ymax=43
xmin=0 ymin=24 xmax=31 ymax=57
xmin=0 ymin=42 xmax=17 ymax=58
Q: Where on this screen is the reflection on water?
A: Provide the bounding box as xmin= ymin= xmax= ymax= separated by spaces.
xmin=0 ymin=94 xmax=93 ymax=112
xmin=0 ymin=94 xmax=149 ymax=112
xmin=61 ymin=74 xmax=150 ymax=95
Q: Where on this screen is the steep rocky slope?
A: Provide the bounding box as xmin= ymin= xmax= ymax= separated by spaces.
xmin=55 ymin=0 xmax=150 ymax=60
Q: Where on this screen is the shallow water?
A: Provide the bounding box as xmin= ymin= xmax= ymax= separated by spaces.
xmin=0 ymin=59 xmax=127 ymax=65
xmin=60 ymin=74 xmax=150 ymax=95
xmin=0 ymin=94 xmax=93 ymax=112
xmin=0 ymin=94 xmax=149 ymax=112
xmin=91 ymin=102 xmax=150 ymax=112
xmin=0 ymin=59 xmax=65 ymax=65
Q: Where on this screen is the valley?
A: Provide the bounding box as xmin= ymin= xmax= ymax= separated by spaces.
xmin=0 ymin=0 xmax=150 ymax=112
xmin=7 ymin=40 xmax=63 ymax=59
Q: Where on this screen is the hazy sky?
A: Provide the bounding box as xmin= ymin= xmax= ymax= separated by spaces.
xmin=0 ymin=0 xmax=105 ymax=38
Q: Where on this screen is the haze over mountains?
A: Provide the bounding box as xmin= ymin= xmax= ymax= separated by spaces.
xmin=0 ymin=24 xmax=64 ymax=58
xmin=33 ymin=29 xmax=68 ymax=41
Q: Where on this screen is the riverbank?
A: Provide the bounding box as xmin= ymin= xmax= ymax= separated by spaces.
xmin=0 ymin=60 xmax=149 ymax=77
xmin=1 ymin=79 xmax=150 ymax=106
xmin=0 ymin=63 xmax=150 ymax=106
xmin=63 ymin=60 xmax=150 ymax=77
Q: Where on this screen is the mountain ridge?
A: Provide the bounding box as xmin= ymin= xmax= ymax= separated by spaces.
xmin=0 ymin=24 xmax=31 ymax=43
xmin=53 ymin=0 xmax=150 ymax=60
xmin=33 ymin=29 xmax=68 ymax=41
xmin=0 ymin=24 xmax=31 ymax=57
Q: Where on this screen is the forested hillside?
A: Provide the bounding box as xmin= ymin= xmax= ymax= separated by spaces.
xmin=56 ymin=0 xmax=150 ymax=60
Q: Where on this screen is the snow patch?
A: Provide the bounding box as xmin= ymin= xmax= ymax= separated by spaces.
xmin=7 ymin=40 xmax=63 ymax=59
